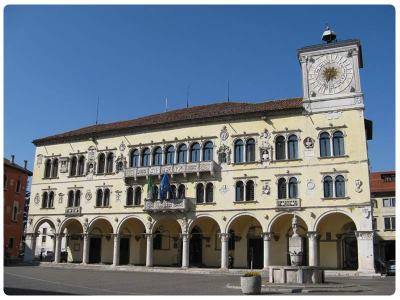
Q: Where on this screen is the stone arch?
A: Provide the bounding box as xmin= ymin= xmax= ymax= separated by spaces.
xmin=88 ymin=216 xmax=115 ymax=233
xmin=117 ymin=215 xmax=146 ymax=234
xmin=225 ymin=212 xmax=264 ymax=233
xmin=188 ymin=214 xmax=222 ymax=233
xmin=312 ymin=209 xmax=358 ymax=232
xmin=151 ymin=216 xmax=180 ymax=234
xmin=267 ymin=211 xmax=310 ymax=233
xmin=59 ymin=217 xmax=84 ymax=234
xmin=32 ymin=217 xmax=56 ymax=234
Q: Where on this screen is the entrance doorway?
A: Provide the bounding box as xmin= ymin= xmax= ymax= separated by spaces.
xmin=342 ymin=234 xmax=358 ymax=270
xmin=89 ymin=237 xmax=101 ymax=264
xmin=119 ymin=238 xmax=130 ymax=265
xmin=189 ymin=227 xmax=202 ymax=266
xmin=247 ymin=238 xmax=263 ymax=269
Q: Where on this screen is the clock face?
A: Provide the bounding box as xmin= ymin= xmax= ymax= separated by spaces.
xmin=308 ymin=54 xmax=354 ymax=95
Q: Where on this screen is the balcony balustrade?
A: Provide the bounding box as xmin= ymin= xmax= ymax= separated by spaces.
xmin=125 ymin=161 xmax=218 ymax=180
xmin=144 ymin=198 xmax=190 ymax=212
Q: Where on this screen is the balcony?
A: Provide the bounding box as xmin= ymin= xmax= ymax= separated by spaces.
xmin=65 ymin=206 xmax=82 ymax=217
xmin=276 ymin=199 xmax=301 ymax=210
xmin=124 ymin=161 xmax=218 ymax=180
xmin=144 ymin=198 xmax=190 ymax=212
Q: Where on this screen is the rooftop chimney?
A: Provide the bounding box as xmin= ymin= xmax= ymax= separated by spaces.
xmin=24 ymin=160 xmax=28 ymax=169
xmin=11 ymin=155 xmax=15 ymax=164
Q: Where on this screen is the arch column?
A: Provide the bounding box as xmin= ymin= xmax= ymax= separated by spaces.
xmin=82 ymin=233 xmax=89 ymax=264
xmin=307 ymin=231 xmax=320 ymax=267
xmin=112 ymin=234 xmax=120 ymax=266
xmin=181 ymin=233 xmax=189 ymax=268
xmin=23 ymin=233 xmax=37 ymax=262
xmin=145 ymin=233 xmax=153 ymax=267
xmin=355 ymin=231 xmax=375 ymax=273
xmin=220 ymin=233 xmax=229 ymax=269
xmin=54 ymin=233 xmax=63 ymax=263
xmin=263 ymin=232 xmax=273 ymax=269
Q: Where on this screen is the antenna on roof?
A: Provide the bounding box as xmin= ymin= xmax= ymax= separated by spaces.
xmin=165 ymin=97 xmax=168 ymax=112
xmin=227 ymin=80 xmax=230 ymax=102
xmin=95 ymin=96 xmax=100 ymax=125
xmin=186 ymin=84 xmax=190 ymax=108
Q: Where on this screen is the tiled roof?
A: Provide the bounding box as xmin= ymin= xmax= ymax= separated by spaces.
xmin=370 ymin=171 xmax=395 ymax=194
xmin=4 ymin=158 xmax=33 ymax=176
xmin=33 ymin=97 xmax=303 ymax=146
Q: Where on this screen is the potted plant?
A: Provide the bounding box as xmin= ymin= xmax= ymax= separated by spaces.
xmin=240 ymin=271 xmax=261 ymax=295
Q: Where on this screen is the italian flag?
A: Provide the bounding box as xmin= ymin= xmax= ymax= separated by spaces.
xmin=146 ymin=176 xmax=154 ymax=200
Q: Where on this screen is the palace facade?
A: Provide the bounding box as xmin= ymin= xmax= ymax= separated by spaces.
xmin=25 ymin=33 xmax=376 ymax=273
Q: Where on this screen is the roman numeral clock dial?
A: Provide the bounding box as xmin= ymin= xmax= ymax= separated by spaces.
xmin=308 ymin=54 xmax=354 ymax=96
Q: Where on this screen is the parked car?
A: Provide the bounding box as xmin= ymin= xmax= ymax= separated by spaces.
xmin=386 ymin=260 xmax=396 ymax=276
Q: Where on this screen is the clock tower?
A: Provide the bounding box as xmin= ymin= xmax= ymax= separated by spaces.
xmin=298 ymin=26 xmax=364 ymax=113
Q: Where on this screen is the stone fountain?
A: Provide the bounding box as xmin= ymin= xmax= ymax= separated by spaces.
xmin=269 ymin=215 xmax=324 ymax=284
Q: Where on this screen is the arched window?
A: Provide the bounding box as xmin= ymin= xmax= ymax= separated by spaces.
xmin=44 ymin=159 xmax=52 ymax=178
xmin=130 ymin=149 xmax=139 ymax=167
xmin=275 ymin=136 xmax=286 ymax=160
xmin=70 ymin=156 xmax=77 ymax=176
xmin=178 ymin=184 xmax=185 ymax=199
xmin=74 ymin=190 xmax=81 ymax=207
xmin=323 ymin=176 xmax=333 ymax=198
xmin=203 ymin=141 xmax=213 ymax=161
xmin=106 ymin=153 xmax=114 ymax=173
xmin=48 ymin=191 xmax=54 ymax=208
xmin=246 ymin=139 xmax=256 ymax=162
xmin=245 ymin=180 xmax=255 ymax=201
xmin=205 ymin=183 xmax=213 ymax=203
xmin=126 ymin=187 xmax=134 ymax=206
xmin=287 ymin=135 xmax=298 ymax=160
xmin=319 ymin=132 xmax=331 ymax=157
xmin=96 ymin=189 xmax=103 ymax=207
xmin=228 ymin=229 xmax=235 ymax=250
xmin=190 ymin=143 xmax=201 ymax=162
xmin=77 ymin=156 xmax=85 ymax=175
xmin=235 ymin=181 xmax=244 ymax=201
xmin=42 ymin=192 xmax=48 ymax=208
xmin=97 ymin=153 xmax=105 ymax=174
xmin=278 ymin=178 xmax=287 ymax=199
xmin=333 ymin=131 xmax=345 ymax=156
xmin=196 ymin=183 xmax=204 ymax=203
xmin=166 ymin=145 xmax=175 ymax=165
xmin=170 ymin=185 xmax=176 ymax=199
xmin=234 ymin=140 xmax=244 ymax=163
xmin=12 ymin=203 xmax=18 ymax=222
xmin=177 ymin=144 xmax=187 ymax=163
xmin=153 ymin=230 xmax=162 ymax=250
xmin=153 ymin=185 xmax=159 ymax=200
xmin=153 ymin=147 xmax=162 ymax=166
xmin=142 ymin=148 xmax=150 ymax=167
xmin=335 ymin=175 xmax=345 ymax=197
xmin=51 ymin=159 xmax=58 ymax=178
xmin=16 ymin=176 xmax=22 ymax=193
xmin=103 ymin=188 xmax=110 ymax=206
xmin=134 ymin=187 xmax=141 ymax=205
xmin=288 ymin=177 xmax=298 ymax=198
xmin=68 ymin=190 xmax=74 ymax=207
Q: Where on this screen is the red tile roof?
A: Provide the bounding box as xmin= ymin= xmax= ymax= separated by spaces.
xmin=370 ymin=171 xmax=395 ymax=194
xmin=33 ymin=97 xmax=303 ymax=146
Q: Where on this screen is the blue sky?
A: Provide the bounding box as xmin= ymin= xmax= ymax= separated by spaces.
xmin=4 ymin=5 xmax=395 ymax=172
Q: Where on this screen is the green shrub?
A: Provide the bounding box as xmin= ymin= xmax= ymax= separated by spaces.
xmin=243 ymin=271 xmax=261 ymax=277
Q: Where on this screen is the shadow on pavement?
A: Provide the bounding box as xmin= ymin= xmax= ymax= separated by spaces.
xmin=4 ymin=287 xmax=75 ymax=295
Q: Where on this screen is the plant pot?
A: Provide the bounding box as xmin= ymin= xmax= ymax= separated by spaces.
xmin=240 ymin=275 xmax=261 ymax=295
xmin=290 ymin=253 xmax=303 ymax=266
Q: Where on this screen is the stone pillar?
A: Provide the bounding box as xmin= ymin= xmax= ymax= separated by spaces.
xmin=54 ymin=233 xmax=63 ymax=263
xmin=82 ymin=234 xmax=89 ymax=264
xmin=23 ymin=233 xmax=37 ymax=262
xmin=145 ymin=233 xmax=153 ymax=267
xmin=112 ymin=234 xmax=120 ymax=267
xmin=181 ymin=233 xmax=189 ymax=268
xmin=355 ymin=231 xmax=376 ymax=273
xmin=307 ymin=231 xmax=320 ymax=267
xmin=263 ymin=232 xmax=273 ymax=269
xmin=220 ymin=233 xmax=229 ymax=269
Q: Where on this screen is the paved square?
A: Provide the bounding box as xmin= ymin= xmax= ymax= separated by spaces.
xmin=3 ymin=266 xmax=396 ymax=295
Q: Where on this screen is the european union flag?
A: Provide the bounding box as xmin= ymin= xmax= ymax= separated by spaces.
xmin=159 ymin=173 xmax=172 ymax=200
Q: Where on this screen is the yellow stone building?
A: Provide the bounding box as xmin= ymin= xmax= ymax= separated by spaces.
xmin=24 ymin=33 xmax=376 ymax=273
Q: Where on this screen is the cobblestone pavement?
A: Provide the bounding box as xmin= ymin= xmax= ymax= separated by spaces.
xmin=3 ymin=265 xmax=396 ymax=295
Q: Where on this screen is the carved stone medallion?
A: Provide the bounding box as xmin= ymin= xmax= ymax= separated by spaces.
xmin=355 ymin=179 xmax=363 ymax=193
xmin=220 ymin=126 xmax=229 ymax=141
xmin=303 ymin=137 xmax=315 ymax=149
xmin=34 ymin=193 xmax=40 ymax=205
xmin=119 ymin=141 xmax=126 ymax=152
xmin=85 ymin=190 xmax=92 ymax=201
